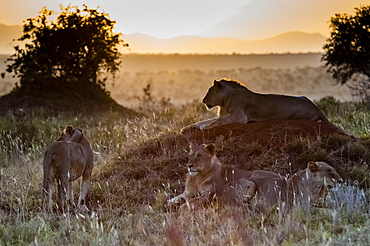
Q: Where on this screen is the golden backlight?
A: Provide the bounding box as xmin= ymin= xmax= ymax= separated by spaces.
xmin=0 ymin=0 xmax=368 ymax=54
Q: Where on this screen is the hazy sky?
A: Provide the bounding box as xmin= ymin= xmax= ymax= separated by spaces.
xmin=0 ymin=0 xmax=368 ymax=39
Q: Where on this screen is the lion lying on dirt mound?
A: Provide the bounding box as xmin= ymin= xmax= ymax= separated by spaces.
xmin=181 ymin=79 xmax=328 ymax=132
xmin=42 ymin=126 xmax=94 ymax=213
xmin=167 ymin=143 xmax=256 ymax=208
xmin=249 ymin=161 xmax=343 ymax=211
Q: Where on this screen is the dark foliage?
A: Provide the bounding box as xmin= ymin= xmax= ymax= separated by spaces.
xmin=322 ymin=5 xmax=370 ymax=107
xmin=1 ymin=5 xmax=128 ymax=103
xmin=322 ymin=5 xmax=370 ymax=84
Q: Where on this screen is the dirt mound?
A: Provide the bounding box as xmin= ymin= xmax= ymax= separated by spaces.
xmin=168 ymin=119 xmax=358 ymax=175
xmin=95 ymin=119 xmax=367 ymax=211
xmin=0 ymin=88 xmax=139 ymax=117
xmin=183 ymin=120 xmax=348 ymax=147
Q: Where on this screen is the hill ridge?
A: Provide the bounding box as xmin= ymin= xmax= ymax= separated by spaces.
xmin=0 ymin=22 xmax=325 ymax=54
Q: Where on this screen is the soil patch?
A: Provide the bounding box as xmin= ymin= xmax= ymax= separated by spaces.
xmin=182 ymin=120 xmax=349 ymax=147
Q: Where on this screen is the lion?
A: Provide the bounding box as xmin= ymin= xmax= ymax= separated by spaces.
xmin=168 ymin=143 xmax=342 ymax=211
xmin=249 ymin=161 xmax=343 ymax=210
xmin=167 ymin=143 xmax=256 ymax=208
xmin=42 ymin=126 xmax=94 ymax=213
xmin=181 ymin=79 xmax=328 ymax=132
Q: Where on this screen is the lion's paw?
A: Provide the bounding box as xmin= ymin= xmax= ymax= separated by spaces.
xmin=78 ymin=204 xmax=90 ymax=213
xmin=180 ymin=125 xmax=198 ymax=134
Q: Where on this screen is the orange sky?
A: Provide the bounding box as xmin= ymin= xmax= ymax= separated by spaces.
xmin=0 ymin=0 xmax=369 ymax=39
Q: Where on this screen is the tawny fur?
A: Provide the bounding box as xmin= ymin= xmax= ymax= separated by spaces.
xmin=168 ymin=143 xmax=256 ymax=209
xmin=248 ymin=161 xmax=342 ymax=211
xmin=42 ymin=126 xmax=93 ymax=213
xmin=181 ymin=79 xmax=328 ymax=132
xmin=168 ymin=143 xmax=342 ymax=212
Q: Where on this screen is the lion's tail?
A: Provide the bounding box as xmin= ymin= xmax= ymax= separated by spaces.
xmin=42 ymin=145 xmax=55 ymax=209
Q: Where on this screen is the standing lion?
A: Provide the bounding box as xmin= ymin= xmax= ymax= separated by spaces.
xmin=181 ymin=79 xmax=328 ymax=132
xmin=42 ymin=126 xmax=94 ymax=213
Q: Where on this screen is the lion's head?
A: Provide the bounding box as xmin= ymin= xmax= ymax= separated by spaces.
xmin=298 ymin=161 xmax=343 ymax=207
xmin=58 ymin=125 xmax=83 ymax=142
xmin=187 ymin=143 xmax=217 ymax=176
xmin=307 ymin=161 xmax=343 ymax=188
xmin=202 ymin=79 xmax=246 ymax=110
xmin=202 ymin=80 xmax=226 ymax=109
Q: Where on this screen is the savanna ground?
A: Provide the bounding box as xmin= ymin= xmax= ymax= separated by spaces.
xmin=1 ymin=54 xmax=370 ymax=245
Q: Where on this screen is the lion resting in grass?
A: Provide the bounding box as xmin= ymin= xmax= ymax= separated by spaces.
xmin=250 ymin=161 xmax=343 ymax=210
xmin=42 ymin=126 xmax=94 ymax=213
xmin=181 ymin=79 xmax=328 ymax=132
xmin=167 ymin=143 xmax=256 ymax=208
xmin=168 ymin=142 xmax=342 ymax=211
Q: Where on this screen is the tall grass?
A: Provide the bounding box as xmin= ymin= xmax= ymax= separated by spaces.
xmin=1 ymin=96 xmax=370 ymax=245
xmin=316 ymin=96 xmax=370 ymax=137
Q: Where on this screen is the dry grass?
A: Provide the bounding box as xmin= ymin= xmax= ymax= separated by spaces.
xmin=1 ymin=92 xmax=370 ymax=245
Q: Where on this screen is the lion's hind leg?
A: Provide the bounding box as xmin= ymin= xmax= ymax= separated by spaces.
xmin=77 ymin=173 xmax=91 ymax=212
xmin=42 ymin=166 xmax=55 ymax=213
xmin=222 ymin=179 xmax=256 ymax=205
xmin=236 ymin=178 xmax=256 ymax=202
xmin=56 ymin=175 xmax=70 ymax=213
xmin=43 ymin=180 xmax=54 ymax=213
xmin=67 ymin=181 xmax=75 ymax=208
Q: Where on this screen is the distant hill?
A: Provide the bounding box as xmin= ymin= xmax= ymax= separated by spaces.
xmin=0 ymin=23 xmax=22 ymax=54
xmin=0 ymin=22 xmax=326 ymax=54
xmin=123 ymin=31 xmax=326 ymax=54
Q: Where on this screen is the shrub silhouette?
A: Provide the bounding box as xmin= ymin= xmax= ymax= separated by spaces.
xmin=1 ymin=5 xmax=128 ymax=104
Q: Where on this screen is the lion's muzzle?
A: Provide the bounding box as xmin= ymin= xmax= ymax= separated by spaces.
xmin=202 ymin=98 xmax=215 ymax=109
xmin=187 ymin=164 xmax=198 ymax=176
xmin=205 ymin=104 xmax=215 ymax=110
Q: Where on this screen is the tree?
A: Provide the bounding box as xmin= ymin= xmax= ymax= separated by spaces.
xmin=322 ymin=5 xmax=370 ymax=107
xmin=1 ymin=5 xmax=128 ymax=100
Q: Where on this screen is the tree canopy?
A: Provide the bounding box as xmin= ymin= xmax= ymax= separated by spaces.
xmin=322 ymin=5 xmax=370 ymax=106
xmin=1 ymin=5 xmax=128 ymax=100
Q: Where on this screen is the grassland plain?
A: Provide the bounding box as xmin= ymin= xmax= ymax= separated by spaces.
xmin=1 ymin=91 xmax=370 ymax=245
xmin=0 ymin=53 xmax=368 ymax=245
xmin=0 ymin=54 xmax=352 ymax=107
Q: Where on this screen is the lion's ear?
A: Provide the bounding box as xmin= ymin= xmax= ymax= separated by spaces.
xmin=205 ymin=143 xmax=216 ymax=155
xmin=213 ymin=80 xmax=222 ymax=89
xmin=75 ymin=128 xmax=83 ymax=135
xmin=308 ymin=161 xmax=319 ymax=173
xmin=65 ymin=125 xmax=74 ymax=135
